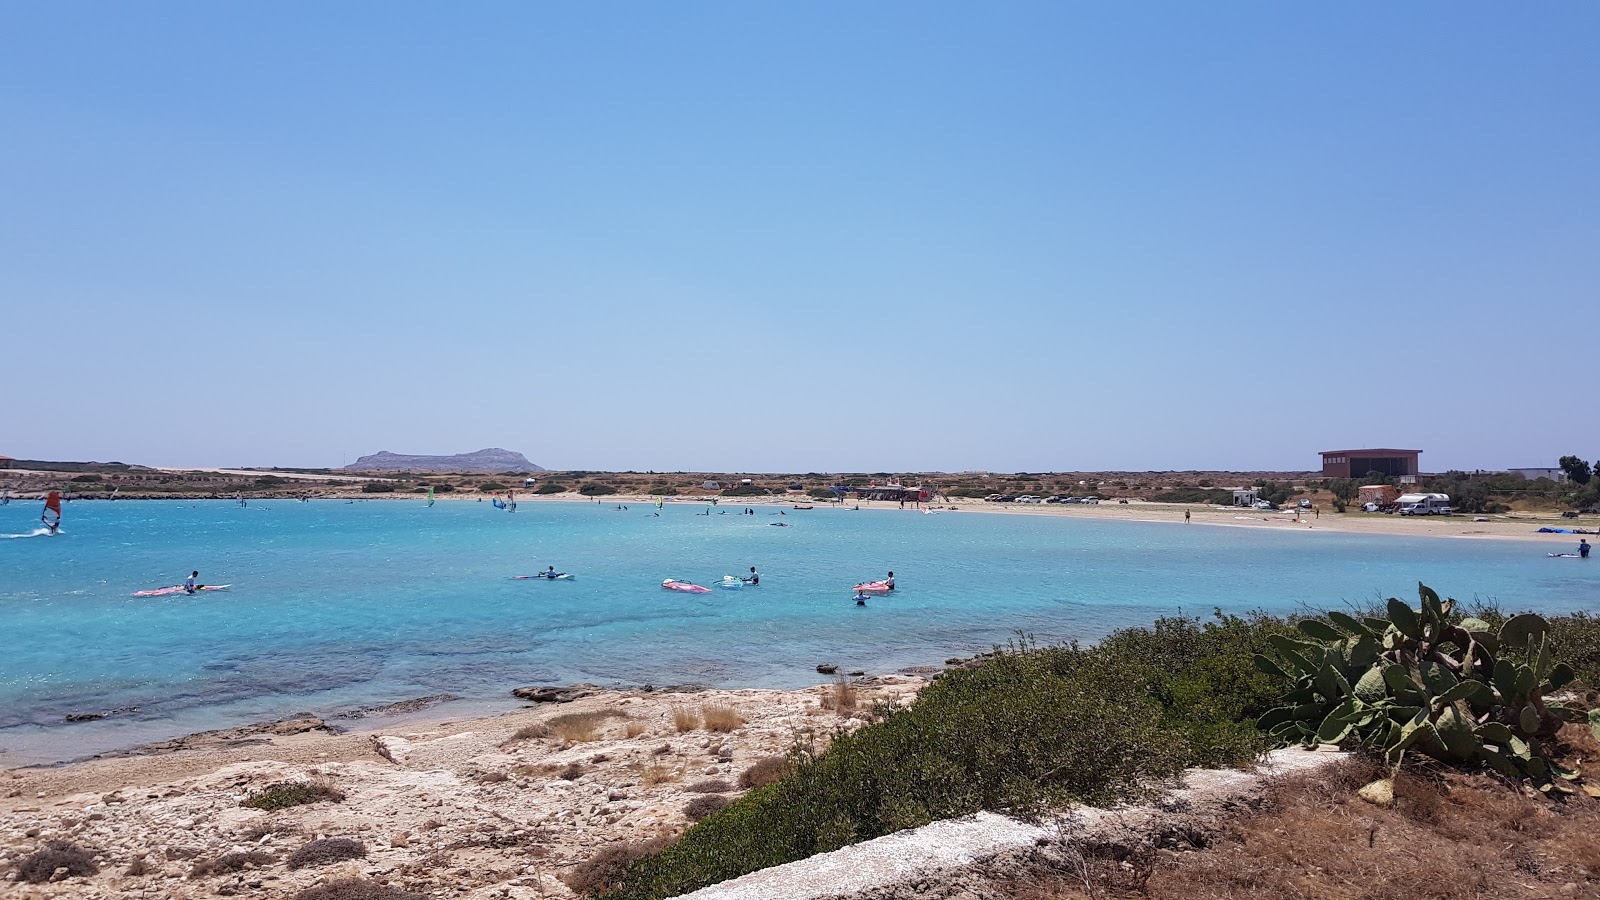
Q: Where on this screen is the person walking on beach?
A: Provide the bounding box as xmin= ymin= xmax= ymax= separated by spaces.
xmin=1581 ymin=539 xmax=1591 ymax=559
xmin=184 ymin=570 xmax=199 ymax=594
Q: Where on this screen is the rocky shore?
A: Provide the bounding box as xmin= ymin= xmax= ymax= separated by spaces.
xmin=0 ymin=679 xmax=922 ymax=899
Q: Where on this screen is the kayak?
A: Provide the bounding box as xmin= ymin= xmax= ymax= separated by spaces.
xmin=132 ymin=584 xmax=232 ymax=597
xmin=716 ymin=576 xmax=744 ymax=589
xmin=515 ymin=574 xmax=574 ymax=580
xmin=662 ymin=579 xmax=711 ymax=594
xmin=853 ymin=581 xmax=892 ymax=594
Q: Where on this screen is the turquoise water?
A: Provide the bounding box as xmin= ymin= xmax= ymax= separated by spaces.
xmin=1 ymin=499 xmax=1594 ymax=764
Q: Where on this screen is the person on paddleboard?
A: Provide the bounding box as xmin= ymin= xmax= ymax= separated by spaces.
xmin=184 ymin=571 xmax=199 ymax=594
xmin=745 ymin=566 xmax=759 ymax=585
xmin=885 ymin=571 xmax=895 ymax=590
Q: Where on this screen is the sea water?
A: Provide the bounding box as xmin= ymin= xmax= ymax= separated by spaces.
xmin=1 ymin=499 xmax=1594 ymax=764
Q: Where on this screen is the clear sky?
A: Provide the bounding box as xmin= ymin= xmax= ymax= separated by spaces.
xmin=3 ymin=3 xmax=1595 ymax=473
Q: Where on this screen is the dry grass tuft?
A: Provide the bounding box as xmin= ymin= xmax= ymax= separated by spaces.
xmin=640 ymin=763 xmax=681 ymax=786
xmin=701 ymin=704 xmax=746 ymax=732
xmin=293 ymin=878 xmax=429 ymax=900
xmin=685 ymin=777 xmax=733 ymax=793
xmin=286 ymin=837 xmax=367 ymax=871
xmin=558 ymin=762 xmax=585 ymax=780
xmin=672 ymin=707 xmax=701 ymax=732
xmin=998 ymin=755 xmax=1600 ymax=900
xmin=564 ymin=836 xmax=674 ymax=895
xmin=547 ymin=709 xmax=629 ymax=743
xmin=191 ymin=850 xmax=275 ymax=877
xmin=684 ymin=793 xmax=733 ymax=821
xmin=509 ymin=722 xmax=553 ymax=742
xmin=626 ymin=721 xmax=649 ymax=738
xmin=819 ymin=677 xmax=858 ymax=715
xmin=737 ymin=755 xmax=790 ymax=790
xmin=16 ymin=841 xmax=98 ymax=884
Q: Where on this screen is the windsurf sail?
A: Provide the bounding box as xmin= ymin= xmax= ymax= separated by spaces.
xmin=236 ymin=491 xmax=246 ymax=508
xmin=656 ymin=496 xmax=664 ymax=509
xmin=42 ymin=491 xmax=62 ymax=528
xmin=1 ymin=487 xmax=9 ymax=505
xmin=111 ymin=487 xmax=119 ymax=501
xmin=492 ymin=497 xmax=506 ymax=509
xmin=427 ymin=487 xmax=435 ymax=507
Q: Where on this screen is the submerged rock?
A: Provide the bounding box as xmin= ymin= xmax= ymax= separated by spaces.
xmin=512 ymin=684 xmax=599 ymax=704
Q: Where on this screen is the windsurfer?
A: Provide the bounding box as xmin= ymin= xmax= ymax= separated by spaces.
xmin=185 ymin=571 xmax=199 ymax=594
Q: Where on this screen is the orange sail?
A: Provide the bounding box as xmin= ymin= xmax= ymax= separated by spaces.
xmin=43 ymin=491 xmax=62 ymax=525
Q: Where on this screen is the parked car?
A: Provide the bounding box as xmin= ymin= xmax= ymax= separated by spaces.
xmin=1080 ymin=498 xmax=1100 ymax=505
xmin=1015 ymin=495 xmax=1042 ymax=504
xmin=1253 ymin=499 xmax=1277 ymax=510
xmin=1298 ymin=499 xmax=1313 ymax=509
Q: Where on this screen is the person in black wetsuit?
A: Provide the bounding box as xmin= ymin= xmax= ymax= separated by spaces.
xmin=1581 ymin=539 xmax=1591 ymax=559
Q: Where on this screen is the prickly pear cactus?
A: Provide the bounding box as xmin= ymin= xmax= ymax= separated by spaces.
xmin=1255 ymin=583 xmax=1596 ymax=792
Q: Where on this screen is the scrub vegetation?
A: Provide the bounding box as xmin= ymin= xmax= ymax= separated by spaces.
xmin=591 ymin=595 xmax=1600 ymax=900
xmin=240 ymin=780 xmax=346 ymax=811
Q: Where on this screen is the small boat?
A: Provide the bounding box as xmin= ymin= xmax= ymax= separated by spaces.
xmin=853 ymin=581 xmax=892 ymax=594
xmin=662 ymin=579 xmax=711 ymax=594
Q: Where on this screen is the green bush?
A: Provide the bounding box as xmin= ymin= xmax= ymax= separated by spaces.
xmin=70 ymin=474 xmax=103 ymax=483
xmin=360 ymin=482 xmax=396 ymax=494
xmin=535 ymin=483 xmax=567 ymax=494
xmin=432 ymin=483 xmax=455 ymax=493
xmin=604 ymin=619 xmax=1276 ymax=899
xmin=807 ymin=488 xmax=839 ymax=501
xmin=241 ymin=781 xmax=345 ymax=811
xmin=945 ymin=487 xmax=990 ymax=498
xmin=580 ymin=483 xmax=618 ymax=496
xmin=648 ymin=484 xmax=680 ymax=496
xmin=479 ymin=482 xmax=509 ymax=492
xmin=721 ymin=484 xmax=770 ymax=497
xmin=255 ymin=475 xmax=287 ymax=486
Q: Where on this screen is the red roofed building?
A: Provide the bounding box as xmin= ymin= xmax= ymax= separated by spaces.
xmin=1320 ymin=449 xmax=1421 ymax=480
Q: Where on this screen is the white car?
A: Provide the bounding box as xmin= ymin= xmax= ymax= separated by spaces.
xmin=1015 ymin=495 xmax=1041 ymax=504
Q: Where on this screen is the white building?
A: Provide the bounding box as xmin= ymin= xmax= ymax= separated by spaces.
xmin=1508 ymin=467 xmax=1568 ymax=483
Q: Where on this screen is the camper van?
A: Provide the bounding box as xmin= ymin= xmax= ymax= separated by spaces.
xmin=1397 ymin=493 xmax=1452 ymax=516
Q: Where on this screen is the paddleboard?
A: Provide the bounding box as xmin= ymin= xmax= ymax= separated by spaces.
xmin=132 ymin=584 xmax=232 ymax=597
xmin=515 ymin=574 xmax=574 ymax=580
xmin=662 ymin=579 xmax=711 ymax=594
xmin=1547 ymin=553 xmax=1582 ymax=558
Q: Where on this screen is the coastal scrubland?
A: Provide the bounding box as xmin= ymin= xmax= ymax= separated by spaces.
xmin=593 ymin=595 xmax=1600 ymax=899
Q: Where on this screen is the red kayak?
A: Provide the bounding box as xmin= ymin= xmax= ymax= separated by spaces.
xmin=853 ymin=581 xmax=892 ymax=594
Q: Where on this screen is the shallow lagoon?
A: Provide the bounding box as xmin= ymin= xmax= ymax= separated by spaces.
xmin=1 ymin=499 xmax=1591 ymax=763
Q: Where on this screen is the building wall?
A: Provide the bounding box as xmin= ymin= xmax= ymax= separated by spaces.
xmin=1321 ymin=452 xmax=1419 ymax=479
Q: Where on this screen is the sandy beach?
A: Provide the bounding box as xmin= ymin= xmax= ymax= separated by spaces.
xmin=0 ymin=679 xmax=923 ymax=898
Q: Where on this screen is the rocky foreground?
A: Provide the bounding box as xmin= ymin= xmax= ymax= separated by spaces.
xmin=1 ymin=679 xmax=921 ymax=899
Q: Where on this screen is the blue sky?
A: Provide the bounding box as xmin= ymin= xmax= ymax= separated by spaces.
xmin=3 ymin=3 xmax=1595 ymax=472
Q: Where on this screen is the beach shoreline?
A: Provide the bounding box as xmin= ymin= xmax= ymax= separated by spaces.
xmin=0 ymin=679 xmax=924 ymax=898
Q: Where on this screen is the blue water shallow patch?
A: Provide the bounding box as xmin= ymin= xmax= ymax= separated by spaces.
xmin=0 ymin=498 xmax=1591 ymax=763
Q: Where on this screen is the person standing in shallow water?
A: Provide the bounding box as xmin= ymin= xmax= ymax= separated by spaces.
xmin=1184 ymin=510 xmax=1190 ymax=524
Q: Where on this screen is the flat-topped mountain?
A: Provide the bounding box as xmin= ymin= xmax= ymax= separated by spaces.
xmin=344 ymin=449 xmax=544 ymax=472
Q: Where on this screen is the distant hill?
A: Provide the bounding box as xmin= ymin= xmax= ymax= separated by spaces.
xmin=344 ymin=449 xmax=544 ymax=472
